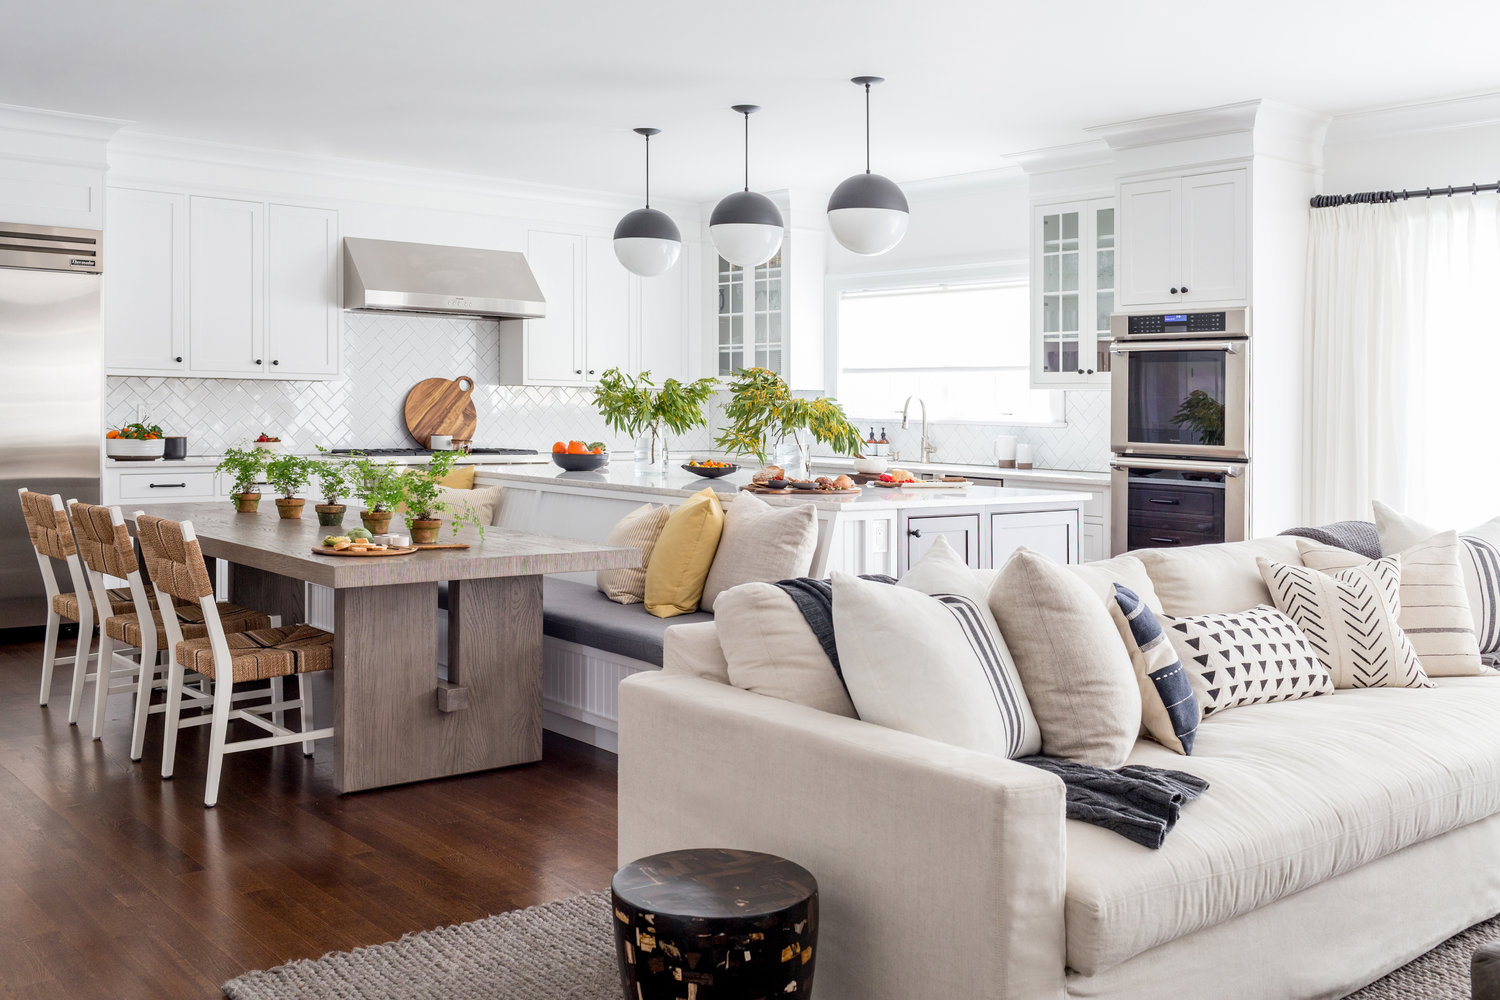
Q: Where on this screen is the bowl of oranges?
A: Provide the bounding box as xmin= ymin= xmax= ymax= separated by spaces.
xmin=682 ymin=459 xmax=739 ymax=479
xmin=552 ymin=440 xmax=610 ymax=471
xmin=105 ymin=422 xmax=166 ymax=461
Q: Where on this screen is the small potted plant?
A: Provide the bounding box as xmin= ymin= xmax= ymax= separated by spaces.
xmin=398 ymin=450 xmax=484 ymax=544
xmin=593 ymin=368 xmax=717 ymax=472
xmin=311 ymin=452 xmax=351 ymax=527
xmin=715 ymin=367 xmax=865 ymax=476
xmin=266 ymin=454 xmax=312 ymax=519
xmin=217 ymin=446 xmax=268 ymax=513
xmin=349 ymin=454 xmax=404 ymax=534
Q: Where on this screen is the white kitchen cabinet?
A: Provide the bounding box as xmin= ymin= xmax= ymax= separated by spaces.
xmin=991 ymin=509 xmax=1078 ymax=567
xmin=584 ymin=235 xmax=631 ymax=379
xmin=901 ymin=512 xmax=983 ymax=572
xmin=1082 ymin=520 xmax=1104 ymax=563
xmin=1031 ymin=197 xmax=1115 ymax=388
xmin=639 ymin=252 xmax=687 ymax=381
xmin=710 ymin=227 xmax=824 ymax=389
xmin=266 ymin=204 xmax=340 ymax=377
xmin=517 ymin=230 xmax=584 ymax=384
xmin=1117 ymin=167 xmax=1248 ymax=308
xmin=188 ymin=196 xmax=265 ymax=376
xmin=105 ymin=187 xmax=187 ymax=374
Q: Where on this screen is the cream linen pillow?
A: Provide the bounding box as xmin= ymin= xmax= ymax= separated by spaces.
xmin=699 ymin=491 xmax=818 ymax=612
xmin=645 ymin=487 xmax=726 ymax=618
xmin=1259 ymin=555 xmax=1432 ymax=689
xmin=988 ymin=548 xmax=1141 ymax=767
xmin=1135 ymin=536 xmax=1304 ymax=616
xmin=596 ymin=503 xmax=670 ymax=605
xmin=1376 ymin=501 xmax=1500 ymax=655
xmin=433 ymin=484 xmax=503 ymax=526
xmin=972 ymin=553 xmax=1164 ymax=614
xmin=716 ymin=582 xmax=857 ymax=717
xmin=1298 ymin=534 xmax=1484 ymax=676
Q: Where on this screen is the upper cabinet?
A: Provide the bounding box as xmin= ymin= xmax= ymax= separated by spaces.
xmin=1116 ymin=167 xmax=1248 ymax=309
xmin=1031 ymin=197 xmax=1115 ymax=388
xmin=710 ymin=226 xmax=824 ymax=390
xmin=105 ymin=189 xmax=342 ymax=379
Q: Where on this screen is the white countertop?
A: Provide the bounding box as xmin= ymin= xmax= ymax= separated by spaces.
xmin=474 ymin=462 xmax=1090 ymax=512
xmin=806 ymin=455 xmax=1111 ymax=488
xmin=106 ymin=452 xmax=553 ymax=469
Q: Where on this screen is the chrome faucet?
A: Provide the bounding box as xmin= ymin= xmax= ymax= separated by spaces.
xmin=901 ymin=395 xmax=937 ymax=463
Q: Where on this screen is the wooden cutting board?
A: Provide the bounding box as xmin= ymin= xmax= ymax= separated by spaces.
xmin=311 ymin=546 xmax=419 ymax=557
xmin=403 ymin=375 xmax=477 ymax=448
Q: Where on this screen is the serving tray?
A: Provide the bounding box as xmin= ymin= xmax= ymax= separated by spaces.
xmin=870 ymin=479 xmax=969 ymax=489
xmin=741 ymin=484 xmax=860 ymax=496
xmin=311 ymin=546 xmax=419 ymax=557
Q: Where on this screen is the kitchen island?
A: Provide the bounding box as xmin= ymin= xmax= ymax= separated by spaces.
xmin=476 ymin=463 xmax=1089 ymax=576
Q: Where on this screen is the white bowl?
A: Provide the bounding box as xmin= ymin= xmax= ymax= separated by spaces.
xmin=252 ymin=440 xmax=282 ymax=453
xmin=106 ymin=438 xmax=165 ymax=461
xmin=852 ymin=456 xmax=888 ymax=475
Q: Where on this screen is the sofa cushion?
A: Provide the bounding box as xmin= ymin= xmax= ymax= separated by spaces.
xmin=1063 ymin=677 xmax=1500 ymax=976
xmin=699 ymin=491 xmax=818 ymax=612
xmin=716 ymin=582 xmax=857 ymax=717
xmin=1135 ymin=537 xmax=1303 ymax=616
xmin=543 ymin=577 xmax=712 ymax=667
xmin=597 ymin=503 xmax=669 ymax=605
xmin=1162 ymin=604 xmax=1333 ymax=717
xmin=1376 ymin=501 xmax=1500 ymax=655
xmin=1108 ymin=584 xmax=1199 ymax=754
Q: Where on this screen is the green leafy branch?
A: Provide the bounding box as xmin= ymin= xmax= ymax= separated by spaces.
xmin=713 ymin=368 xmax=864 ymax=464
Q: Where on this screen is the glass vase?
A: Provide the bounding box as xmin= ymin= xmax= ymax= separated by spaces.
xmin=634 ymin=424 xmax=668 ymax=474
xmin=771 ymin=435 xmax=809 ymax=479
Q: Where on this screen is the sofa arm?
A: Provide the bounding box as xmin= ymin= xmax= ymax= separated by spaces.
xmin=618 ymin=671 xmax=1068 ymax=1000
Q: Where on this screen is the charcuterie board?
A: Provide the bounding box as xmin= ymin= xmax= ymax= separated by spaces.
xmin=413 ymin=543 xmax=470 ymax=550
xmin=741 ymin=484 xmax=860 ymax=496
xmin=311 ymin=546 xmax=419 ymax=557
xmin=870 ymin=479 xmax=969 ymax=489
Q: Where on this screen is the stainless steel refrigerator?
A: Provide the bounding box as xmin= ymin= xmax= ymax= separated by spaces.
xmin=0 ymin=223 xmax=103 ymax=630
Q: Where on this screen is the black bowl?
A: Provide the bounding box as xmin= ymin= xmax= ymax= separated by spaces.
xmin=552 ymin=451 xmax=609 ymax=472
xmin=762 ymin=479 xmax=788 ymax=490
xmin=788 ymin=480 xmax=820 ymax=491
xmin=682 ymin=462 xmax=739 ymax=479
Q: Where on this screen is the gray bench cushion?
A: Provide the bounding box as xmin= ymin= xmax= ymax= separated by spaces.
xmin=541 ymin=577 xmax=714 ymax=667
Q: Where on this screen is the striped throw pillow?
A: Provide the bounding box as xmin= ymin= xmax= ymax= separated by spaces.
xmin=1376 ymin=502 xmax=1500 ymax=655
xmin=597 ymin=503 xmax=670 ymax=605
xmin=1109 ymin=584 xmax=1199 ymax=755
xmin=1297 ymin=534 xmax=1485 ymax=676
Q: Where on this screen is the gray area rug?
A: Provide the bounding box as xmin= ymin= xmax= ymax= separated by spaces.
xmin=223 ymin=891 xmax=1497 ymax=999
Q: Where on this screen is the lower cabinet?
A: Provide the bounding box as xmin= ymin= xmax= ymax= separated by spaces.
xmin=991 ymin=509 xmax=1079 ymax=567
xmin=902 ymin=513 xmax=982 ymax=571
xmin=899 ymin=505 xmax=1080 ymax=574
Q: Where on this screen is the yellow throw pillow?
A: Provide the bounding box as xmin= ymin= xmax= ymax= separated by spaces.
xmin=436 ymin=464 xmax=476 ymax=489
xmin=645 ymin=487 xmax=726 ymax=618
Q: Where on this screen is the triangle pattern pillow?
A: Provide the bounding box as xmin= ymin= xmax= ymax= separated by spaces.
xmin=1258 ymin=555 xmax=1432 ymax=689
xmin=1161 ymin=605 xmax=1333 ymax=717
xmin=1375 ymin=501 xmax=1500 ymax=655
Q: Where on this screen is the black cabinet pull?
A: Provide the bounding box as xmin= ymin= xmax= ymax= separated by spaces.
xmin=908 ymin=528 xmax=922 ymax=538
xmin=588 ymin=369 xmax=595 ymax=375
xmin=272 ymin=359 xmax=279 ymax=366
xmin=174 ymin=355 xmax=183 ymax=363
xmin=1169 ymin=287 xmax=1179 ymax=295
xmin=1147 ymin=497 xmax=1181 ymax=505
xmin=149 ymin=482 xmax=187 ymax=489
xmin=1180 ymin=286 xmax=1189 ymax=293
xmin=255 ymin=358 xmax=263 ymax=365
xmin=1076 ymin=368 xmax=1084 ymax=375
xmin=1086 ymin=368 xmax=1095 ymax=375
xmin=574 ymin=369 xmax=582 ymax=375
xmin=1150 ymin=536 xmax=1181 ymax=545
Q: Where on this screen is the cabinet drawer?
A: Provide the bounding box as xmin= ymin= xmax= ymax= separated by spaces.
xmin=1128 ymin=525 xmax=1221 ymax=550
xmin=1127 ymin=483 xmax=1222 ymax=517
xmin=116 ymin=470 xmax=216 ymax=501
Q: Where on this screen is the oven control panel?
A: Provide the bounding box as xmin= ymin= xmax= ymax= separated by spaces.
xmin=1127 ymin=312 xmax=1226 ymax=335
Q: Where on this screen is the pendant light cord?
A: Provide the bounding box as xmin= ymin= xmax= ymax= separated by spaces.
xmin=743 ymin=110 xmax=750 ymax=192
xmin=865 ymin=81 xmax=872 ymax=174
xmin=644 ymin=133 xmax=651 ymax=209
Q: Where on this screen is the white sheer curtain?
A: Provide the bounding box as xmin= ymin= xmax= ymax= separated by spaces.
xmin=1304 ymin=193 xmax=1500 ymax=525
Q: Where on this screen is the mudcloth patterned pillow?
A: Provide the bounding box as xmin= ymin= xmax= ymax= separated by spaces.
xmin=1109 ymin=584 xmax=1199 ymax=755
xmin=1162 ymin=605 xmax=1334 ymax=717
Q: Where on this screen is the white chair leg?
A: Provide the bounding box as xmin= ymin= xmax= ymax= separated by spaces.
xmin=300 ymin=674 xmax=316 ymax=757
xmin=39 ymin=611 xmax=60 ymax=706
xmin=161 ymin=660 xmax=186 ymax=780
xmin=89 ymin=633 xmax=116 ymax=740
xmin=67 ymin=608 xmax=94 ymax=726
xmin=130 ymin=650 xmax=159 ymax=762
xmin=204 ymin=675 xmax=234 ymax=808
xmin=270 ymin=676 xmax=285 ymax=728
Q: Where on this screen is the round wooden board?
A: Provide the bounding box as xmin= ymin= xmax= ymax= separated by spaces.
xmin=311 ymin=546 xmax=419 ymax=557
xmin=403 ymin=375 xmax=478 ymax=448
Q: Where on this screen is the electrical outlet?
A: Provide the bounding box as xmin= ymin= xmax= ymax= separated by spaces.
xmin=871 ymin=520 xmax=889 ymax=554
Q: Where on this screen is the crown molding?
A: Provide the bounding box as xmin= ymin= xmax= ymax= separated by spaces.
xmin=0 ymin=103 xmax=131 ymax=143
xmin=1325 ymin=90 xmax=1500 ymax=145
xmin=1085 ymin=100 xmax=1264 ymax=150
xmin=899 ymin=165 xmax=1026 ymax=198
xmin=1006 ymin=140 xmax=1114 ymax=176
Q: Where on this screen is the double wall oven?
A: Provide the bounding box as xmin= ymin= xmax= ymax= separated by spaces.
xmin=1109 ymin=307 xmax=1250 ymax=555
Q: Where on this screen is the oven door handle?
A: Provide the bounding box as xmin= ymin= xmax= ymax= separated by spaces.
xmin=1110 ymin=341 xmax=1241 ymax=355
xmin=1111 ymin=457 xmax=1246 ymax=477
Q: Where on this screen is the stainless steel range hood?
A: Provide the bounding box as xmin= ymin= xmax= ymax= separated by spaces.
xmin=343 ymin=237 xmax=546 ymax=319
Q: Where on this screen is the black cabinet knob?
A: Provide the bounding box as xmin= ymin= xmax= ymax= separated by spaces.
xmin=574 ymin=369 xmax=582 ymax=375
xmin=908 ymin=528 xmax=922 ymax=538
xmin=1076 ymin=368 xmax=1084 ymax=375
xmin=174 ymin=356 xmax=182 ymax=363
xmin=1086 ymin=368 xmax=1095 ymax=375
xmin=1180 ymin=286 xmax=1189 ymax=293
xmin=588 ymin=369 xmax=595 ymax=375
xmin=272 ymin=359 xmax=279 ymax=366
xmin=1169 ymin=287 xmax=1179 ymax=295
xmin=255 ymin=358 xmax=263 ymax=365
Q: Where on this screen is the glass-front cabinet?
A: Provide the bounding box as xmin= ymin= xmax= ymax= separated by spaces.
xmin=1030 ymin=197 xmax=1115 ymax=388
xmin=716 ymin=251 xmax=784 ymax=377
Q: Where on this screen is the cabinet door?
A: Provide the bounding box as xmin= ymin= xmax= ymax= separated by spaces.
xmin=188 ymin=196 xmax=264 ymax=375
xmin=991 ymin=509 xmax=1079 ymax=567
xmin=639 ymin=254 xmax=686 ymax=381
xmin=1179 ymin=169 xmax=1248 ymax=305
xmin=902 ymin=512 xmax=982 ymax=573
xmin=1082 ymin=520 xmax=1104 ymax=563
xmin=584 ymin=235 xmax=631 ymax=380
xmin=105 ymin=188 xmax=187 ymax=373
xmin=1116 ymin=178 xmax=1180 ymax=308
xmin=1034 ymin=204 xmax=1085 ymax=383
xmin=523 ymin=231 xmax=584 ymax=384
xmin=265 ymin=204 xmax=340 ymax=377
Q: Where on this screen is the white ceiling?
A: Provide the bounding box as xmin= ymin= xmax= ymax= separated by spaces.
xmin=3 ymin=0 xmax=1498 ymax=203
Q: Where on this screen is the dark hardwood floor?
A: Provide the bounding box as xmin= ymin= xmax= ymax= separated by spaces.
xmin=0 ymin=634 xmax=620 ymax=999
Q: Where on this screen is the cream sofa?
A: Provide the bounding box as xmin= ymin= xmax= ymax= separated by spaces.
xmin=616 ymin=537 xmax=1500 ymax=1000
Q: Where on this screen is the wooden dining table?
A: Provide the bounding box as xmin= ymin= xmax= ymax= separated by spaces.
xmin=126 ymin=503 xmax=639 ymax=793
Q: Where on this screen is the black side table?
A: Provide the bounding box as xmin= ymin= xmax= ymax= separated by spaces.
xmin=611 ymin=848 xmax=818 ymax=999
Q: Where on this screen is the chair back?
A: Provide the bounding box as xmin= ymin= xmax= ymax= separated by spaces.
xmin=18 ymin=489 xmax=76 ymax=561
xmin=68 ymin=502 xmax=139 ymax=578
xmin=135 ymin=514 xmax=216 ymax=603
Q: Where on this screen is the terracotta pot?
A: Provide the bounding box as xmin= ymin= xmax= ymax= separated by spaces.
xmin=361 ymin=510 xmax=394 ymax=534
xmin=275 ymin=497 xmax=305 ymax=520
xmin=410 ymin=518 xmax=442 ymax=545
xmin=315 ymin=503 xmax=347 ymax=527
xmin=233 ymin=492 xmax=261 ymax=513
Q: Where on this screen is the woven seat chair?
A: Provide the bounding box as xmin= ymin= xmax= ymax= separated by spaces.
xmin=135 ymin=512 xmax=335 ymax=807
xmin=66 ymin=501 xmax=272 ymax=753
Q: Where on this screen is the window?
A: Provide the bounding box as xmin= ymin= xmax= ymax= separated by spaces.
xmin=717 ymin=252 xmax=783 ymax=376
xmin=835 ymin=277 xmax=1063 ymax=424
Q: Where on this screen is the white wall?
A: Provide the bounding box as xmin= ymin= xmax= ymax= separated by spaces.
xmin=1323 ymin=121 xmax=1500 ymax=195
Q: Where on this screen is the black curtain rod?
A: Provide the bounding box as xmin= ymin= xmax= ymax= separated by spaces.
xmin=1310 ymin=181 xmax=1500 ymax=208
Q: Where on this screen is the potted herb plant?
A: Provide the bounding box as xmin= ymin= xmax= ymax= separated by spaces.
xmin=714 ymin=367 xmax=865 ymax=476
xmin=399 ymin=450 xmax=484 ymax=544
xmin=266 ymin=454 xmax=312 ymax=519
xmin=349 ymin=454 xmax=404 ymax=534
xmin=593 ymin=368 xmax=717 ymax=471
xmin=311 ymin=453 xmax=351 ymax=527
xmin=216 ymin=446 xmax=268 ymax=513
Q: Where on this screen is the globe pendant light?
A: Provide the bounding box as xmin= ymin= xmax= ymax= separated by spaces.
xmin=709 ymin=105 xmax=784 ymax=268
xmin=827 ymin=76 xmax=909 ymax=256
xmin=614 ymin=128 xmax=682 ymax=276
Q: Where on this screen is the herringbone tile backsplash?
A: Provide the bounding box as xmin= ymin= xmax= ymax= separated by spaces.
xmin=106 ymin=312 xmax=1110 ymax=471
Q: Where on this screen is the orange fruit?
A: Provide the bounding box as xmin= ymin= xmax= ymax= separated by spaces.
xmin=591 ymin=446 xmax=604 ymax=454
xmin=567 ymin=441 xmax=587 ymax=454
xmin=552 ymin=441 xmax=566 ymax=453
xmin=106 ymin=430 xmax=119 ymax=439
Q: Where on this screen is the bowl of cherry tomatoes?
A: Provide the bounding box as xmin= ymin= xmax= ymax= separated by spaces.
xmin=682 ymin=459 xmax=739 ymax=479
xmin=551 ymin=440 xmax=610 ymax=471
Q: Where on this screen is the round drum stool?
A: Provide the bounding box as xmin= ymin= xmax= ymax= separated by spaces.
xmin=611 ymin=848 xmax=818 ymax=999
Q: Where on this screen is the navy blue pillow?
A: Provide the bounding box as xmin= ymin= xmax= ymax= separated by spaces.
xmin=1112 ymin=584 xmax=1199 ymax=755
